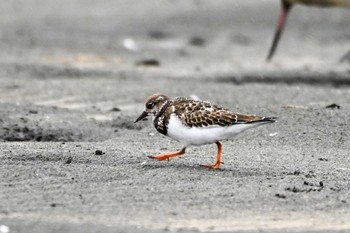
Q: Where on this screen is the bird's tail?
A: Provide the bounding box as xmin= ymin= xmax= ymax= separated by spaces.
xmin=261 ymin=117 xmax=278 ymax=123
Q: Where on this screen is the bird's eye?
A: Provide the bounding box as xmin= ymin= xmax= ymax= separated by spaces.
xmin=146 ymin=103 xmax=154 ymax=109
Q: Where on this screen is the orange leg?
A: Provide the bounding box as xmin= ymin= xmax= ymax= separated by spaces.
xmin=148 ymin=147 xmax=186 ymax=161
xmin=201 ymin=142 xmax=223 ymax=169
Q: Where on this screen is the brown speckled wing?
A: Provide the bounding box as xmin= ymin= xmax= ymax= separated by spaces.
xmin=235 ymin=113 xmax=265 ymax=124
xmin=173 ymin=98 xmax=266 ymax=128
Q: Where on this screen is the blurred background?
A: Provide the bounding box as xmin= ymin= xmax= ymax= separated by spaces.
xmin=1 ymin=0 xmax=350 ymax=76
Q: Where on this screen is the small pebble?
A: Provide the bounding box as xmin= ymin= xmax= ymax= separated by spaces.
xmin=275 ymin=193 xmax=286 ymax=199
xmin=95 ymin=150 xmax=104 ymax=155
xmin=110 ymin=107 xmax=121 ymax=112
xmin=64 ymin=156 xmax=73 ymax=164
xmin=136 ymin=59 xmax=160 ymax=67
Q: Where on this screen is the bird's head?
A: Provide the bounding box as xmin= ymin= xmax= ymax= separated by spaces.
xmin=134 ymin=93 xmax=170 ymax=123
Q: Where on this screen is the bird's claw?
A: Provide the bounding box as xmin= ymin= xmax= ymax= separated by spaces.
xmin=200 ymin=161 xmax=223 ymax=169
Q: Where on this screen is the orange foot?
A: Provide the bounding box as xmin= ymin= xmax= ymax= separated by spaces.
xmin=201 ymin=141 xmax=223 ymax=169
xmin=148 ymin=148 xmax=186 ymax=161
xmin=148 ymin=155 xmax=169 ymax=161
xmin=201 ymin=161 xmax=223 ymax=169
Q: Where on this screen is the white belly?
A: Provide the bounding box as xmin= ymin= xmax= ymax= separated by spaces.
xmin=166 ymin=114 xmax=265 ymax=147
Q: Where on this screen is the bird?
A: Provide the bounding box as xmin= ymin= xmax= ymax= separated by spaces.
xmin=134 ymin=93 xmax=277 ymax=169
xmin=266 ymin=0 xmax=350 ymax=61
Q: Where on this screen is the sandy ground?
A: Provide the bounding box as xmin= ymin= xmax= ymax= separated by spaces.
xmin=1 ymin=0 xmax=350 ymax=232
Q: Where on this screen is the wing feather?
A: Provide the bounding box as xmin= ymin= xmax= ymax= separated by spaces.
xmin=172 ymin=98 xmax=274 ymax=128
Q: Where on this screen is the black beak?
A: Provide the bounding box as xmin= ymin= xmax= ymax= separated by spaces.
xmin=134 ymin=111 xmax=148 ymax=123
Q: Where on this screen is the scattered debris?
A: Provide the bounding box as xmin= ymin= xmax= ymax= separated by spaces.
xmin=136 ymin=59 xmax=160 ymax=67
xmin=286 ymin=180 xmax=324 ymax=193
xmin=95 ymin=150 xmax=104 ymax=155
xmin=64 ymin=156 xmax=73 ymax=164
xmin=303 ymin=181 xmax=313 ymax=186
xmin=330 ymin=187 xmax=341 ymax=192
xmin=285 ymin=186 xmax=322 ymax=193
xmin=303 ymin=181 xmax=324 ymax=187
xmin=285 ymin=170 xmax=301 ymax=176
xmin=293 ymin=170 xmax=301 ymax=175
xmin=325 ymin=103 xmax=341 ymax=109
xmin=275 ymin=193 xmax=286 ymax=199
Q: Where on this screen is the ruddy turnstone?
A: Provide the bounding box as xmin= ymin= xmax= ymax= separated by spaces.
xmin=135 ymin=93 xmax=277 ymax=169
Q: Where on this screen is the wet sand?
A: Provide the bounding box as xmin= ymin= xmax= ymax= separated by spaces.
xmin=1 ymin=0 xmax=350 ymax=232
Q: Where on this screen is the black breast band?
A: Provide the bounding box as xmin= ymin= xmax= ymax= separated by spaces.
xmin=153 ymin=101 xmax=171 ymax=135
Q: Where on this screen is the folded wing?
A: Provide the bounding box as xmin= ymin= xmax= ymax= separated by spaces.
xmin=173 ymin=98 xmax=276 ymax=128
